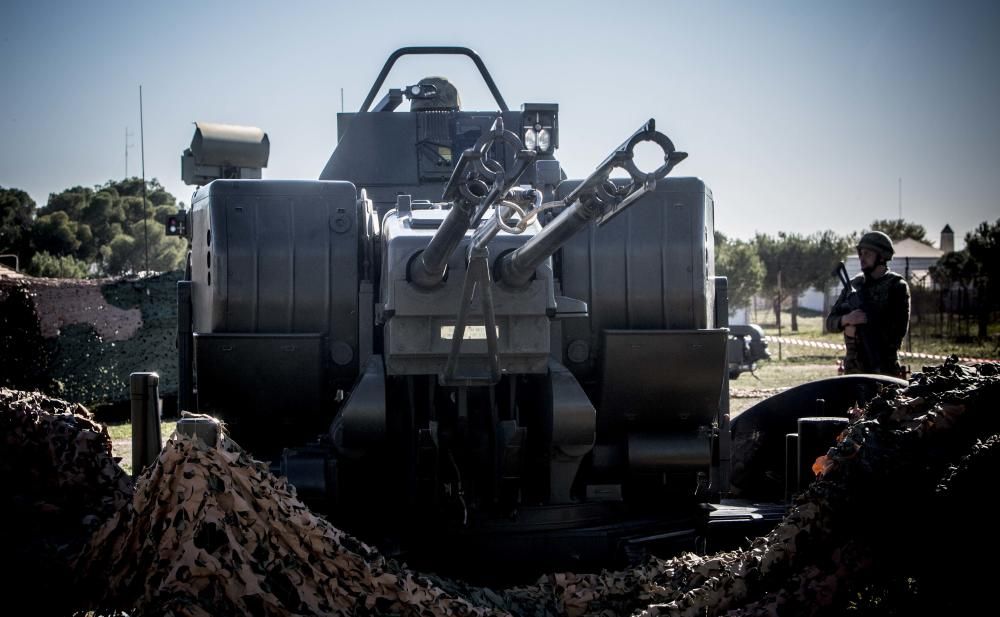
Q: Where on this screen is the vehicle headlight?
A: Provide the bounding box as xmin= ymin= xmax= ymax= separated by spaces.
xmin=536 ymin=128 xmax=551 ymax=153
xmin=523 ymin=128 xmax=537 ymax=150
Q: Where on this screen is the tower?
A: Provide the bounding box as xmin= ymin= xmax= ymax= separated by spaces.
xmin=940 ymin=224 xmax=954 ymax=253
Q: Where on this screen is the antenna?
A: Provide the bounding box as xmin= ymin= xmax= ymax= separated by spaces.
xmin=341 ymin=87 xmax=344 ymax=113
xmin=140 ymin=85 xmax=149 ymax=275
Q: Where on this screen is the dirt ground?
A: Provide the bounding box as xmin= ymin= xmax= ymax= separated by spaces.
xmin=730 ymin=361 xmax=838 ymax=414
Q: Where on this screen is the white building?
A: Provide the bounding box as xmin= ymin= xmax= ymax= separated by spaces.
xmin=728 ymin=225 xmax=954 ymax=324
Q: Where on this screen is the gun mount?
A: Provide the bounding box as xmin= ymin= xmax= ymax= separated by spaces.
xmin=390 ymin=116 xmax=687 ymax=391
xmin=167 ymin=46 xmax=879 ymax=581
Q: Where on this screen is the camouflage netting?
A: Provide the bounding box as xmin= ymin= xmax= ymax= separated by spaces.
xmin=3 ymin=359 xmax=998 ymax=615
xmin=0 ymin=388 xmax=133 ymax=613
xmin=0 ymin=271 xmax=180 ymax=411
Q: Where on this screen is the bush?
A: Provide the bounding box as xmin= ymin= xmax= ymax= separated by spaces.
xmin=27 ymin=251 xmax=89 ymax=278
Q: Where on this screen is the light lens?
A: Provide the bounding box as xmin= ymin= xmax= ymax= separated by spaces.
xmin=524 ymin=128 xmax=537 ymax=150
xmin=537 ymin=129 xmax=551 ymax=152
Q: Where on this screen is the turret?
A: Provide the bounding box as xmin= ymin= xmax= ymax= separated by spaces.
xmin=940 ymin=224 xmax=954 ymax=253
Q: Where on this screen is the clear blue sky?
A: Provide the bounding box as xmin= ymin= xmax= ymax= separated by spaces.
xmin=2 ymin=0 xmax=998 ymax=246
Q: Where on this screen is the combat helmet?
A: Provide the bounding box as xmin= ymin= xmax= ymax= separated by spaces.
xmin=410 ymin=77 xmax=461 ymax=112
xmin=857 ymin=231 xmax=894 ymax=262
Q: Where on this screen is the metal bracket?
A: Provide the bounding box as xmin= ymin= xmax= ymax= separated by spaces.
xmin=442 ymin=246 xmax=501 ymax=386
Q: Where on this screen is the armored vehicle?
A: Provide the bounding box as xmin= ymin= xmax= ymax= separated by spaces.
xmin=162 ymin=47 xmax=901 ymax=579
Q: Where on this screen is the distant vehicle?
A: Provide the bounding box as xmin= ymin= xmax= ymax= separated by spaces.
xmin=728 ymin=324 xmax=770 ymax=379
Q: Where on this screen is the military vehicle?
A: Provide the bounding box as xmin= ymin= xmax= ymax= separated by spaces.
xmin=728 ymin=324 xmax=770 ymax=379
xmin=157 ymin=47 xmax=903 ymax=579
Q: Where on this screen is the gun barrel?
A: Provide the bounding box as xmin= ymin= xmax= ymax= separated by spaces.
xmin=498 ymin=199 xmax=601 ymax=288
xmin=409 ymin=200 xmax=478 ymax=288
xmin=499 ymin=120 xmax=686 ymax=288
xmin=412 ymin=116 xmax=536 ymax=289
xmin=834 ymin=261 xmax=851 ymax=289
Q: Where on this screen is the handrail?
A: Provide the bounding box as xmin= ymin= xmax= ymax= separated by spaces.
xmin=358 ymin=46 xmax=509 ymax=113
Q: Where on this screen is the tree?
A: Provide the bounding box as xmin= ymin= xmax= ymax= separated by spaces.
xmin=804 ymin=231 xmax=854 ymax=333
xmin=43 ymin=185 xmax=91 ymax=219
xmin=755 ymin=233 xmax=814 ymax=331
xmin=31 ymin=210 xmax=82 ymax=256
xmin=964 ymin=218 xmax=1000 ymax=338
xmin=756 ymin=231 xmax=852 ymax=331
xmin=930 ymin=250 xmax=976 ymax=290
xmin=804 ymin=231 xmax=854 ymax=292
xmin=103 ymin=218 xmax=185 ymax=275
xmin=29 ymin=178 xmax=186 ymax=277
xmin=870 ymin=219 xmax=929 ymax=244
xmin=27 ymin=251 xmax=89 ymax=278
xmin=0 ymin=186 xmax=36 ymax=268
xmin=105 ymin=234 xmax=138 ymax=275
xmin=715 ymin=232 xmax=765 ymax=312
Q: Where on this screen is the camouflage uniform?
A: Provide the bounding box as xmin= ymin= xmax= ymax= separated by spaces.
xmin=826 ymin=271 xmax=910 ymax=376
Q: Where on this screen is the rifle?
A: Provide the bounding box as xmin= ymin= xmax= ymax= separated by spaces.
xmin=833 ymin=261 xmax=881 ymax=373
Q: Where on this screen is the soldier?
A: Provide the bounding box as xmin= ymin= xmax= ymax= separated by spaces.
xmin=409 ymin=76 xmax=461 ymax=111
xmin=827 ymin=231 xmax=910 ymax=376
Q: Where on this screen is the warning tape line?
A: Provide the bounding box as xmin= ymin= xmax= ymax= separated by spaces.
xmin=764 ymin=336 xmax=994 ymax=364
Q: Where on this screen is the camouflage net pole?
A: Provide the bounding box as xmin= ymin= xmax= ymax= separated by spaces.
xmin=3 ymin=359 xmax=998 ymax=615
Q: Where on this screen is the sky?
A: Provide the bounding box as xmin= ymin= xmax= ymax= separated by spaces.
xmin=2 ymin=0 xmax=999 ymax=247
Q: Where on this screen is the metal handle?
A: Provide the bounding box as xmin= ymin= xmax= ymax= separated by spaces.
xmin=562 ymin=118 xmax=688 ymax=227
xmin=498 ymin=120 xmax=687 ymax=288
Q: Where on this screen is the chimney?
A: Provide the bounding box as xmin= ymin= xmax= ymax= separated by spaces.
xmin=940 ymin=224 xmax=954 ymax=253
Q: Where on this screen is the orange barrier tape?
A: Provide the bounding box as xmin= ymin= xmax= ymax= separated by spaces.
xmin=764 ymin=336 xmax=994 ymax=364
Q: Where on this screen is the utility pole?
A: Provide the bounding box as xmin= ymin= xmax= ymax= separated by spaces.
xmin=776 ymin=269 xmax=783 ymax=361
xmin=140 ymin=85 xmax=149 ymax=275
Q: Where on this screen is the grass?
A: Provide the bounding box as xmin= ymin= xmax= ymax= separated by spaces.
xmin=730 ymin=307 xmax=998 ymax=413
xmin=751 ymin=309 xmax=999 ymax=361
xmin=108 ymin=420 xmax=177 ymax=476
xmin=731 ymin=360 xmax=838 ymax=389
